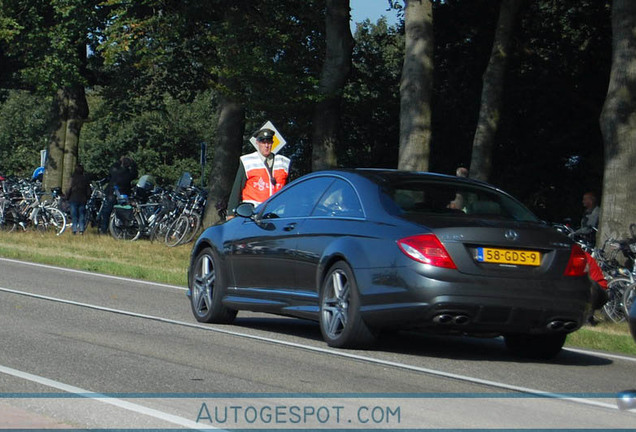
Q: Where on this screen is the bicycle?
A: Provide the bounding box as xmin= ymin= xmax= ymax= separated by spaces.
xmin=164 ymin=186 xmax=206 ymax=247
xmin=109 ymin=185 xmax=170 ymax=241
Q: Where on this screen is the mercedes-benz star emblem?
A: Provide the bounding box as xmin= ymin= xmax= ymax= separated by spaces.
xmin=504 ymin=230 xmax=519 ymax=241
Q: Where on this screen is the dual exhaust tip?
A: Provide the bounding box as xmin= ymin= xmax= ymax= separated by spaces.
xmin=432 ymin=315 xmax=578 ymax=332
xmin=433 ymin=314 xmax=470 ymax=325
xmin=546 ymin=320 xmax=578 ymax=332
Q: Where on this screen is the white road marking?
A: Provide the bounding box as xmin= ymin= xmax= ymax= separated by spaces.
xmin=0 ymin=286 xmax=630 ymax=412
xmin=0 ymin=364 xmax=217 ymax=431
xmin=1 ymin=257 xmax=633 ymax=362
xmin=0 ymin=256 xmax=186 ymax=291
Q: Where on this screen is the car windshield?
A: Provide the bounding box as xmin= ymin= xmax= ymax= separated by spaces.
xmin=380 ymin=180 xmax=538 ymax=222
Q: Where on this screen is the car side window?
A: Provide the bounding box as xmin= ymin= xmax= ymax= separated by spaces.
xmin=312 ymin=179 xmax=363 ymax=218
xmin=261 ymin=177 xmax=334 ymax=219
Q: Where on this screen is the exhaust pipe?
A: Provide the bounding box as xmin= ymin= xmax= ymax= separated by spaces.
xmin=454 ymin=315 xmax=470 ymax=325
xmin=563 ymin=321 xmax=578 ymax=331
xmin=433 ymin=314 xmax=453 ymax=324
xmin=546 ymin=320 xmax=579 ymax=331
xmin=433 ymin=314 xmax=470 ymax=325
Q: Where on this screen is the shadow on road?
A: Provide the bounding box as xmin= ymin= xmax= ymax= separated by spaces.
xmin=230 ymin=315 xmax=614 ymax=366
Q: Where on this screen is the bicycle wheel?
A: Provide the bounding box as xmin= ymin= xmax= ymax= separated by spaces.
xmin=149 ymin=214 xmax=170 ymax=242
xmin=622 ymin=281 xmax=636 ymax=316
xmin=33 ymin=206 xmax=67 ymax=235
xmin=165 ymin=215 xmax=190 ymax=247
xmin=181 ymin=213 xmax=201 ymax=245
xmin=602 ymin=277 xmax=630 ymax=323
xmin=109 ymin=212 xmax=142 ymax=240
xmin=0 ymin=201 xmax=18 ymax=232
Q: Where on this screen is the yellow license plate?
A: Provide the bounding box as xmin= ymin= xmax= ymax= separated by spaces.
xmin=476 ymin=247 xmax=541 ymax=266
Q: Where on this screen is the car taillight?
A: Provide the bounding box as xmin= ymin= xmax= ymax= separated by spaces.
xmin=564 ymin=244 xmax=587 ymax=277
xmin=397 ymin=234 xmax=457 ymax=269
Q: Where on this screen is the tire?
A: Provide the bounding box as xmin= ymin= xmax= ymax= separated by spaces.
xmin=149 ymin=214 xmax=170 ymax=243
xmin=622 ymin=281 xmax=636 ymax=317
xmin=504 ymin=333 xmax=567 ymax=360
xmin=109 ymin=212 xmax=142 ymax=240
xmin=0 ymin=202 xmax=18 ymax=232
xmin=33 ymin=206 xmax=67 ymax=235
xmin=189 ymin=247 xmax=237 ymax=323
xmin=165 ymin=215 xmax=190 ymax=247
xmin=181 ymin=213 xmax=201 ymax=245
xmin=603 ymin=277 xmax=630 ymax=323
xmin=319 ymin=261 xmax=375 ymax=348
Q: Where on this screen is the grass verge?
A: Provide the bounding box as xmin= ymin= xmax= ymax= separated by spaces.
xmin=0 ymin=229 xmax=634 ymax=356
xmin=0 ymin=229 xmax=190 ymax=286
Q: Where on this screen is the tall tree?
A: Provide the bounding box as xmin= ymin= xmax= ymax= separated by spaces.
xmin=468 ymin=0 xmax=524 ymax=181
xmin=398 ymin=0 xmax=433 ymax=171
xmin=598 ymin=0 xmax=636 ymax=242
xmin=311 ymin=0 xmax=354 ymax=170
xmin=0 ymin=0 xmax=105 ymax=192
xmin=101 ymin=0 xmax=324 ymax=226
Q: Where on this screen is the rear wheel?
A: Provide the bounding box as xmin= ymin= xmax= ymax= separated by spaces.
xmin=189 ymin=247 xmax=237 ymax=323
xmin=109 ymin=212 xmax=142 ymax=240
xmin=504 ymin=333 xmax=566 ymax=359
xmin=33 ymin=206 xmax=66 ymax=235
xmin=0 ymin=202 xmax=18 ymax=232
xmin=319 ymin=261 xmax=375 ymax=348
xmin=623 ymin=281 xmax=636 ymax=316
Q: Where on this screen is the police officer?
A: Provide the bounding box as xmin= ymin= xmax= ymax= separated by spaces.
xmin=227 ymin=128 xmax=291 ymax=218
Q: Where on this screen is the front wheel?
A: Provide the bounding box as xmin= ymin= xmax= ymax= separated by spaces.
xmin=603 ymin=277 xmax=630 ymax=323
xmin=504 ymin=333 xmax=566 ymax=359
xmin=165 ymin=215 xmax=190 ymax=247
xmin=319 ymin=261 xmax=375 ymax=348
xmin=181 ymin=213 xmax=201 ymax=245
xmin=189 ymin=247 xmax=237 ymax=323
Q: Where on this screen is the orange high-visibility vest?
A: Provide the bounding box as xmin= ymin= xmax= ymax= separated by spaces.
xmin=240 ymin=152 xmax=290 ymax=205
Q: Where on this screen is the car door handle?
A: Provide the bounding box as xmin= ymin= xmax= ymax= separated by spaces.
xmin=283 ymin=223 xmax=297 ymax=231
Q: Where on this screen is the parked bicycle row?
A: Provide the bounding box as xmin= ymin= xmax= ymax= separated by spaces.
xmin=0 ymin=176 xmax=67 ymax=235
xmin=556 ymin=222 xmax=636 ymax=323
xmin=0 ymin=172 xmax=206 ymax=247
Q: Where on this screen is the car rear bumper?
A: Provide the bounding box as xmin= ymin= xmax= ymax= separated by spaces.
xmin=356 ymin=266 xmax=591 ymax=335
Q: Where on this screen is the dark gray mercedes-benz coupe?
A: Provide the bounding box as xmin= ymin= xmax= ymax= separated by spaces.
xmin=187 ymin=169 xmax=591 ymax=359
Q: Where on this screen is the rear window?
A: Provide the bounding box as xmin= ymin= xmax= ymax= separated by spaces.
xmin=381 ymin=180 xmax=538 ymax=222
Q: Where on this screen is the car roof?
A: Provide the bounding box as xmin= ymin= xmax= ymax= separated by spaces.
xmin=304 ymin=168 xmax=494 ymax=189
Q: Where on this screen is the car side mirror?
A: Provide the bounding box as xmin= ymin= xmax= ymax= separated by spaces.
xmin=235 ymin=202 xmax=256 ymax=219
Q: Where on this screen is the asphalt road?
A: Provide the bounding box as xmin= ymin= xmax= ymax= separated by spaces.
xmin=0 ymin=256 xmax=635 ymax=430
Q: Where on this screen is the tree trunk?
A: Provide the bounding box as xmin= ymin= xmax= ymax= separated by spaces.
xmin=202 ymin=86 xmax=245 ymax=228
xmin=469 ymin=0 xmax=523 ymax=182
xmin=598 ymin=0 xmax=636 ymax=243
xmin=43 ymin=85 xmax=89 ymax=194
xmin=398 ymin=0 xmax=433 ymax=172
xmin=311 ymin=0 xmax=354 ymax=171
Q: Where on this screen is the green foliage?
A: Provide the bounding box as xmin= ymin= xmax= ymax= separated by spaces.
xmin=0 ymin=90 xmax=52 ymax=177
xmin=81 ymin=89 xmax=217 ymax=186
xmin=0 ymin=0 xmax=108 ymax=92
xmin=0 ymin=0 xmax=617 ymax=227
xmin=340 ymin=18 xmax=403 ymax=168
xmin=492 ymin=0 xmax=611 ymax=222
